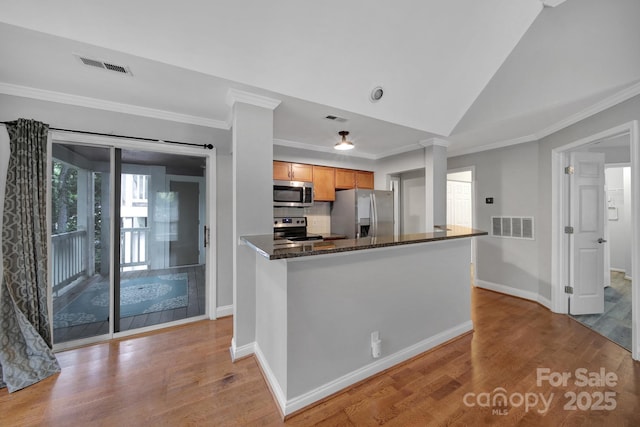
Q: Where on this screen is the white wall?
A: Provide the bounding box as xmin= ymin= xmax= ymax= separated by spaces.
xmin=446 ymin=94 xmax=640 ymax=303
xmin=216 ymin=154 xmax=233 ymax=307
xmin=374 ymin=149 xmax=426 ymax=190
xmin=606 ymin=168 xmax=631 ymax=275
xmin=400 ymin=169 xmax=426 ymax=234
xmin=448 ymin=142 xmax=540 ymax=295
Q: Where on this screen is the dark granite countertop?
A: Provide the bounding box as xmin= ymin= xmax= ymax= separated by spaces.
xmin=241 ymin=226 xmax=488 ymax=260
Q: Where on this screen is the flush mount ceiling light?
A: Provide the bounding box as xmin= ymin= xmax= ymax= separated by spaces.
xmin=334 ymin=131 xmax=355 ymax=151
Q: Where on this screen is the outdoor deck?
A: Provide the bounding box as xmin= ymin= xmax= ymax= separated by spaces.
xmin=52 ymin=264 xmax=206 ymax=343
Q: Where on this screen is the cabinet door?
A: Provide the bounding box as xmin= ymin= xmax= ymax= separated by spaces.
xmin=356 ymin=171 xmax=374 ymax=189
xmin=313 ymin=166 xmax=335 ymax=201
xmin=335 ymin=169 xmax=356 ymax=189
xmin=273 ymin=161 xmax=292 ymax=181
xmin=291 ymin=163 xmax=313 ymax=182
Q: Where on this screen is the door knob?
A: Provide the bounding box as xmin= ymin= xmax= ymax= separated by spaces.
xmin=597 ymin=238 xmax=607 ymax=244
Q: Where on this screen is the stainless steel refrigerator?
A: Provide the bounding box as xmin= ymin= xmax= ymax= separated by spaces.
xmin=331 ymin=189 xmax=394 ymax=239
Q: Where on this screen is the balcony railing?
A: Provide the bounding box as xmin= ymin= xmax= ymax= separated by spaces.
xmin=52 ymin=226 xmax=150 ymax=294
xmin=51 ymin=230 xmax=87 ymax=294
xmin=120 ymin=227 xmax=149 ymax=268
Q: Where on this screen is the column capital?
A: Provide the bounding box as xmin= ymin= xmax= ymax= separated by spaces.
xmin=226 ymin=88 xmax=281 ymax=110
xmin=419 ymin=138 xmax=450 ymax=148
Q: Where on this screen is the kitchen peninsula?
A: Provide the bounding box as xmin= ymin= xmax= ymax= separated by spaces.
xmin=241 ymin=226 xmax=487 ymax=416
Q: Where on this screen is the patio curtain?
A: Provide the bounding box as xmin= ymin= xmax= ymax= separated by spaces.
xmin=0 ymin=119 xmax=60 ymax=392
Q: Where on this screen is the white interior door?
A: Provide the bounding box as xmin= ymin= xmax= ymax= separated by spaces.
xmin=447 ymin=180 xmax=472 ymax=227
xmin=569 ymin=151 xmax=605 ymax=315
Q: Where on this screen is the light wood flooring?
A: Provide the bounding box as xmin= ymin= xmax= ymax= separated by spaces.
xmin=53 ymin=265 xmax=205 ymax=343
xmin=3 ymin=287 xmax=640 ymax=426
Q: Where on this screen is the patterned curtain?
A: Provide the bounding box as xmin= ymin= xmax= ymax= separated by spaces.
xmin=0 ymin=119 xmax=60 ymax=392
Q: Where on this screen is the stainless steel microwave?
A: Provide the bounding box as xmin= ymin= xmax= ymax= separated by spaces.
xmin=273 ymin=180 xmax=314 ymax=207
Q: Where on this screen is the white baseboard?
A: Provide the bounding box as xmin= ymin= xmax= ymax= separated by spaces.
xmin=625 ymin=275 xmax=633 ymax=281
xmin=255 ymin=320 xmax=473 ymax=416
xmin=229 ymin=337 xmax=255 ymax=362
xmin=254 ymin=344 xmax=287 ymax=412
xmin=476 ymin=279 xmax=551 ymax=309
xmin=216 ymin=305 xmax=233 ymax=318
xmin=610 ymin=268 xmax=626 ymax=273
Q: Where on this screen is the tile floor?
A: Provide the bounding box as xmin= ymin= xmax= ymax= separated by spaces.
xmin=570 ymin=271 xmax=632 ymax=351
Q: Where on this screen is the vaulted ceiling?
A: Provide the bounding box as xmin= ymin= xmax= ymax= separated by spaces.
xmin=1 ymin=0 xmax=639 ymax=158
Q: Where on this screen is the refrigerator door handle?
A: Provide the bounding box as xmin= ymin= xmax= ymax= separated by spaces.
xmin=371 ymin=192 xmax=378 ymax=237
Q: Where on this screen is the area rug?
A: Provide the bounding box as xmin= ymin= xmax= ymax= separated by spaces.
xmin=53 ymin=273 xmax=188 ymax=328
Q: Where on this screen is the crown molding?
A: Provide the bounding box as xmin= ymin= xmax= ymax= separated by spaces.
xmin=447 ymin=134 xmax=536 ymax=158
xmin=226 ymin=88 xmax=281 ymax=110
xmin=373 ymin=142 xmax=425 ymax=160
xmin=448 ymin=80 xmax=640 ymax=158
xmin=419 ymin=138 xmax=450 ymax=148
xmin=0 ymin=82 xmax=229 ymax=129
xmin=535 ymin=80 xmax=640 ymax=140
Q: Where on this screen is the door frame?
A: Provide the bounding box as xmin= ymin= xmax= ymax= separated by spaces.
xmin=447 ymin=166 xmax=477 ymax=283
xmin=166 ymin=174 xmax=207 ymax=265
xmin=550 ymin=120 xmax=639 ymax=360
xmin=48 ymin=131 xmax=217 ymax=351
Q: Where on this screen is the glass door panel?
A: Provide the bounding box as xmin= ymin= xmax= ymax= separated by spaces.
xmin=51 ymin=143 xmax=111 ymax=344
xmin=118 ymin=150 xmax=206 ymax=332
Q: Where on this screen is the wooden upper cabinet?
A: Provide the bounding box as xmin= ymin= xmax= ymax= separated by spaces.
xmin=312 ymin=166 xmax=335 ymax=201
xmin=273 ymin=161 xmax=313 ymax=182
xmin=356 ymin=171 xmax=374 ymax=189
xmin=273 ymin=161 xmax=292 ymax=181
xmin=290 ymin=163 xmax=313 ymax=182
xmin=335 ymin=169 xmax=356 ymax=189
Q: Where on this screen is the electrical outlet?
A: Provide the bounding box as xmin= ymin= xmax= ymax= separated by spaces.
xmin=371 ymin=331 xmax=381 ymax=358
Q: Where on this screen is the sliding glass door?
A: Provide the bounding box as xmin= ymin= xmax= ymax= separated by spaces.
xmin=51 ymin=142 xmax=208 ymax=345
xmin=51 ymin=143 xmax=111 ymax=343
xmin=116 ymin=149 xmax=206 ymax=332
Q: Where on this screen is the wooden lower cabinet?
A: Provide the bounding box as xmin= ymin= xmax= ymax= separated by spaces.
xmin=312 ymin=166 xmax=335 ymax=201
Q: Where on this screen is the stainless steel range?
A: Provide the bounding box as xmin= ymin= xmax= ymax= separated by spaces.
xmin=273 ymin=217 xmax=323 ymax=242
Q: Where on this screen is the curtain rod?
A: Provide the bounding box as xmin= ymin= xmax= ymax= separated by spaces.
xmin=0 ymin=121 xmax=214 ymax=150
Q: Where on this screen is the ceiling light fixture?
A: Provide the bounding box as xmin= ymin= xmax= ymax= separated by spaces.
xmin=334 ymin=131 xmax=355 ymax=151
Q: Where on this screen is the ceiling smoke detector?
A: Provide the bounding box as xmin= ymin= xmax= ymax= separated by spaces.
xmin=370 ymin=86 xmax=384 ymax=102
xmin=74 ymin=54 xmax=133 ymax=76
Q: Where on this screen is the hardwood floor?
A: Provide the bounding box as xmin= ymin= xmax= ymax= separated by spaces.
xmin=3 ymin=287 xmax=639 ymax=426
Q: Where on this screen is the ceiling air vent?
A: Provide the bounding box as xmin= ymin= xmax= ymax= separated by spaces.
xmin=325 ymin=115 xmax=347 ymax=122
xmin=75 ymin=54 xmax=132 ymax=76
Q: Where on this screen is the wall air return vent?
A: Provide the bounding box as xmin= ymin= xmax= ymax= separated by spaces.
xmin=75 ymin=54 xmax=132 ymax=76
xmin=491 ymin=216 xmax=534 ymax=240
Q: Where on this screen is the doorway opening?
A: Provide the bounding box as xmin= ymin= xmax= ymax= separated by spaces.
xmin=551 ymin=121 xmax=639 ymax=360
xmin=447 ymin=167 xmax=476 ymax=284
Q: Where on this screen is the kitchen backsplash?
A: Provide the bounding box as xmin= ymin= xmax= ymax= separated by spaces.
xmin=274 ymin=202 xmax=331 ymax=235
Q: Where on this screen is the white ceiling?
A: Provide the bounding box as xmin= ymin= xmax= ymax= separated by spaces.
xmin=1 ymin=0 xmax=639 ymax=159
